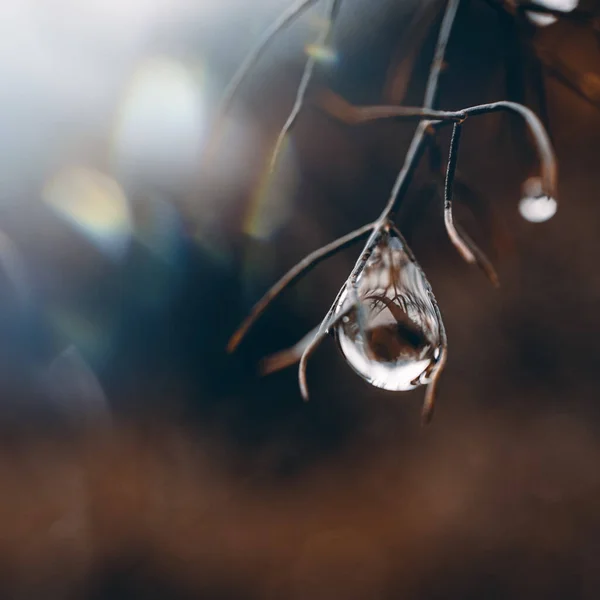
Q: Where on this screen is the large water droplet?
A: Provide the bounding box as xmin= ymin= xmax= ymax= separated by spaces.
xmin=333 ymin=233 xmax=444 ymax=391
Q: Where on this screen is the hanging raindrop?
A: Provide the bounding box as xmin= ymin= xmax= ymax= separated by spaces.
xmin=333 ymin=231 xmax=445 ymax=391
xmin=519 ymin=177 xmax=557 ymax=223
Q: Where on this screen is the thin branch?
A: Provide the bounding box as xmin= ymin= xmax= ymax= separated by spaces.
xmin=260 ymin=325 xmax=320 ymax=375
xmin=227 ymin=222 xmax=374 ymax=353
xmin=462 ymin=101 xmax=557 ymax=198
xmin=224 ymin=0 xmax=558 ymax=419
xmin=203 ymin=0 xmax=320 ymax=163
xmin=298 ymin=301 xmax=355 ymax=401
xmin=315 ymin=96 xmax=558 ymax=202
xmin=315 ymin=89 xmax=467 ymax=124
xmin=268 ymin=0 xmax=342 ymax=174
xmin=424 ymin=0 xmax=461 ymax=108
xmin=422 ymin=343 xmax=447 ymax=424
xmin=219 ymin=0 xmax=320 ymax=120
xmin=383 ymin=0 xmax=445 ymax=104
xmin=444 ymin=122 xmax=500 ymax=287
xmin=379 ymin=0 xmax=462 ymax=221
xmin=297 ymin=224 xmax=386 ymax=398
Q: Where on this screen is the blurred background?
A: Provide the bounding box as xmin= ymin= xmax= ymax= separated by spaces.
xmin=0 ymin=0 xmax=600 ymax=597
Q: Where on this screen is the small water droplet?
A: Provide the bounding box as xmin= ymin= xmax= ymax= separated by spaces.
xmin=519 ymin=176 xmax=557 ymax=223
xmin=519 ymin=195 xmax=557 ymax=223
xmin=333 ymin=233 xmax=444 ymax=391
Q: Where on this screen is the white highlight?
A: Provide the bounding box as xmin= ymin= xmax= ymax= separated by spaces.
xmin=519 ymin=195 xmax=558 ymax=222
xmin=526 ymin=0 xmax=579 ymax=27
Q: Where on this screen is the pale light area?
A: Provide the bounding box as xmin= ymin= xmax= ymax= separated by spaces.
xmin=0 ymin=231 xmax=30 ymax=304
xmin=111 ymin=57 xmax=206 ymax=193
xmin=0 ymin=0 xmax=300 ymax=203
xmin=42 ymin=167 xmax=132 ymax=259
xmin=519 ymin=195 xmax=558 ymax=222
xmin=305 ymin=43 xmax=339 ymax=65
xmin=526 ymin=0 xmax=579 ymax=27
xmin=519 ymin=177 xmax=558 ymax=223
xmin=242 ymin=137 xmax=299 ymax=241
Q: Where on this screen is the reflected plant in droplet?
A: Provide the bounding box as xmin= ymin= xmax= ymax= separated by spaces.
xmin=334 ymin=232 xmax=444 ymax=392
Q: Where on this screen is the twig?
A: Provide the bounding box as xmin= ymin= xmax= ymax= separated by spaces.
xmin=225 ymin=0 xmax=558 ymax=423
xmin=314 ymin=96 xmax=558 ymax=201
xmin=444 ymin=122 xmax=500 ymax=286
xmin=315 ymin=89 xmax=467 ymax=124
xmin=299 ymin=301 xmax=355 ymax=401
xmin=260 ymin=325 xmax=320 ymax=375
xmin=463 ymin=101 xmax=556 ymax=197
xmin=383 ymin=0 xmax=446 ymax=104
xmin=226 ymin=222 xmax=374 ymax=353
xmin=219 ymin=0 xmax=320 ymax=120
xmin=203 ymin=0 xmax=320 ymax=163
xmin=422 ymin=340 xmax=447 ymax=424
xmin=378 ymin=0 xmax=461 ymax=222
xmin=268 ymin=0 xmax=342 ymax=174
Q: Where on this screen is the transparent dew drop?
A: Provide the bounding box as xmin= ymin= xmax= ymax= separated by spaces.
xmin=333 ymin=233 xmax=444 ymax=391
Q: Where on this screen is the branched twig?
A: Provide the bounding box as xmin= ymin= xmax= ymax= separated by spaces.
xmin=376 ymin=0 xmax=461 ymax=226
xmin=315 ymin=96 xmax=557 ymax=200
xmin=224 ymin=0 xmax=558 ymax=423
xmin=227 ymin=222 xmax=374 ymax=353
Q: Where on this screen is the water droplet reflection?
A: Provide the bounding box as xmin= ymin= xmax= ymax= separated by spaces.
xmin=334 ymin=233 xmax=444 ymax=391
xmin=519 ymin=177 xmax=557 ymax=223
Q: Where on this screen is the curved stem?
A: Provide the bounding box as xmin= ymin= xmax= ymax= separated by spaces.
xmin=260 ymin=325 xmax=320 ymax=376
xmin=444 ymin=122 xmax=499 ymax=287
xmin=227 ymin=222 xmax=374 ymax=353
xmin=422 ymin=343 xmax=447 ymax=425
xmin=317 ymin=98 xmax=558 ymax=202
xmin=462 ymin=101 xmax=557 ymax=198
xmin=299 ymin=301 xmax=354 ymax=401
